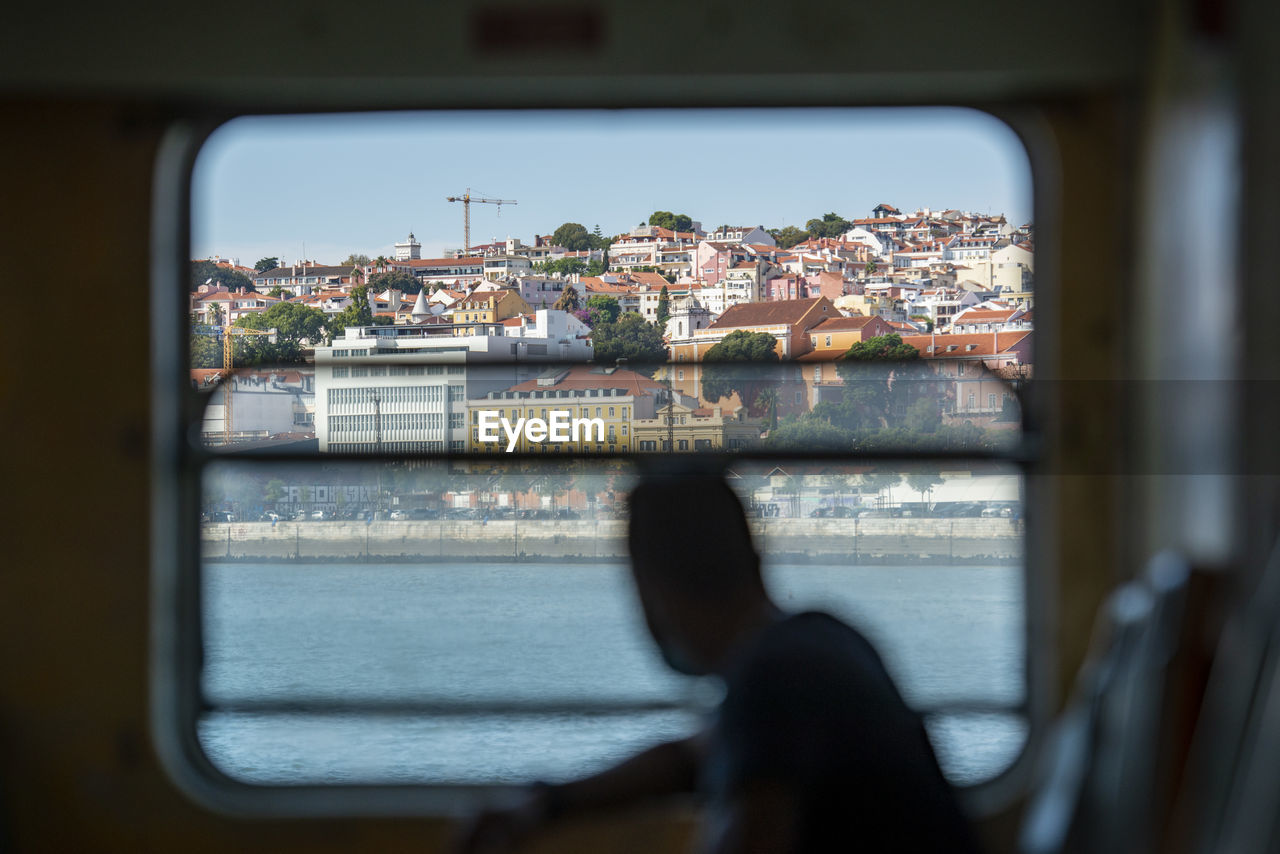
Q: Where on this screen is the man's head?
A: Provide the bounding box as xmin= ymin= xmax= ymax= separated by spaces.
xmin=627 ymin=474 xmax=771 ymax=675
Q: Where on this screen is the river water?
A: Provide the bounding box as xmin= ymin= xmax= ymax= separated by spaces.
xmin=199 ymin=561 xmax=1026 ymax=786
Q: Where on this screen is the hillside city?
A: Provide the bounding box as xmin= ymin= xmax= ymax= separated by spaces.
xmin=193 ymin=205 xmax=1032 ymax=522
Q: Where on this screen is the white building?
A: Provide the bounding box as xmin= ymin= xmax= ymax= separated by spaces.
xmin=509 ymin=275 xmax=569 ymax=308
xmin=482 ymin=254 xmax=533 ymax=281
xmin=665 ymin=296 xmax=714 ymax=340
xmin=706 ymin=225 xmax=775 ymax=246
xmin=313 ymin=320 xmax=591 ymax=453
xmin=499 ymin=309 xmax=593 ymax=360
xmin=394 ymin=232 xmax=422 ymax=261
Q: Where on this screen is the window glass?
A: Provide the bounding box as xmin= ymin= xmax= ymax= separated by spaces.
xmin=186 ymin=107 xmax=1033 ymax=793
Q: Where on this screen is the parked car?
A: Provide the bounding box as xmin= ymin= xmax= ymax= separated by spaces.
xmin=518 ymin=509 xmax=553 ymax=520
xmin=407 ymin=508 xmax=440 ymax=520
xmin=388 ymin=510 xmax=408 ymax=520
xmin=810 ymin=506 xmax=857 ymax=518
xmin=444 ymin=508 xmax=478 ymax=520
xmin=310 ymin=510 xmax=327 ymax=520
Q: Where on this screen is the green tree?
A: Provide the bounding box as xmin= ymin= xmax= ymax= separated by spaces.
xmin=655 ymin=286 xmax=671 ymax=327
xmin=754 ymin=387 xmax=780 ymax=431
xmin=585 ymin=295 xmax=620 ymax=325
xmin=254 ymin=256 xmax=280 ymax=273
xmin=591 ymin=224 xmax=607 ymax=249
xmin=235 ymin=301 xmax=328 ymax=363
xmin=805 ymin=212 xmax=852 ymax=240
xmin=190 ymin=333 xmax=222 ymax=369
xmin=266 ymin=286 xmax=285 ymax=298
xmin=842 ymin=333 xmax=920 ymax=363
xmin=585 ymin=259 xmax=607 ymax=277
xmin=766 ymin=413 xmax=855 ymax=451
xmin=367 ymin=269 xmax=421 ymax=294
xmin=905 ymin=396 xmax=941 ymax=433
xmin=859 ymin=472 xmax=903 ymax=505
xmin=769 ymin=225 xmax=809 ymax=249
xmin=590 ymin=312 xmax=668 ymax=369
xmin=552 ymin=223 xmax=593 ymax=252
xmin=865 ymin=259 xmax=878 ymax=275
xmin=264 ymin=478 xmax=286 ymax=504
xmin=538 ymin=257 xmax=587 ymax=277
xmin=536 ymin=464 xmax=576 ymax=512
xmin=905 ymin=472 xmax=944 ymax=511
xmin=701 ymin=330 xmax=780 ymax=407
xmin=648 ymin=211 xmax=694 ymax=232
xmin=340 ymin=253 xmax=371 ymax=268
xmin=553 ymin=285 xmax=582 ymax=312
xmin=190 ymin=260 xmax=254 ymax=293
xmin=828 ymin=334 xmax=924 ymax=430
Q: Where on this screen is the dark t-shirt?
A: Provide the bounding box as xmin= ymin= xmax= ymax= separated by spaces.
xmin=702 ymin=611 xmax=981 ymax=853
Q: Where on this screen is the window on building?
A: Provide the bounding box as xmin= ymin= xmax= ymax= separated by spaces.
xmin=175 ymin=108 xmax=1034 ymax=816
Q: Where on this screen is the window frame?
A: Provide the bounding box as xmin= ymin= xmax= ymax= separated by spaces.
xmin=151 ymin=105 xmax=1055 ymax=820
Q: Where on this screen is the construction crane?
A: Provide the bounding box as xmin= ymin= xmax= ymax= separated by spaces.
xmin=194 ymin=320 xmax=277 ymax=445
xmin=445 ymin=189 xmax=516 ymax=256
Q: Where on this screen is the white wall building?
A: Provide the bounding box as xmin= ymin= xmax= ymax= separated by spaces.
xmin=394 ymin=232 xmax=422 ymax=261
xmin=509 ymin=275 xmax=569 ymax=308
xmin=482 ymin=254 xmax=533 ymax=281
xmin=313 ymin=321 xmax=591 ymax=453
xmin=665 ymin=297 xmax=714 ymax=340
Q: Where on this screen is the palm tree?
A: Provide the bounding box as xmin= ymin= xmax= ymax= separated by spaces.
xmin=374 ymin=255 xmax=388 ymax=274
xmin=754 ymin=387 xmax=780 ymax=431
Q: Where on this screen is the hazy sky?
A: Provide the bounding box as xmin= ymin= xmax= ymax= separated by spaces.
xmin=192 ymin=108 xmax=1032 ymax=267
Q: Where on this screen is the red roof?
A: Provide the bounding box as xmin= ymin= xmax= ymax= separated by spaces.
xmin=706 ymin=297 xmax=835 ymax=331
xmin=901 ymin=331 xmax=1032 ymax=358
xmin=811 ymin=316 xmax=879 ymax=331
xmin=505 ymin=366 xmax=664 ymax=396
xmin=955 ymin=308 xmax=1019 ymax=322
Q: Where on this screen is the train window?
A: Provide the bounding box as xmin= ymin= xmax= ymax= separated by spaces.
xmin=157 ymin=107 xmax=1037 ymax=813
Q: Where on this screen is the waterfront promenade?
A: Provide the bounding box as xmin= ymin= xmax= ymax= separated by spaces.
xmin=201 ymin=518 xmax=1023 ymax=564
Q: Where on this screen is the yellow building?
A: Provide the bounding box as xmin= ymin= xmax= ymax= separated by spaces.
xmin=631 ymin=400 xmax=763 ymax=452
xmin=465 ymin=365 xmax=664 ymax=455
xmin=450 ymin=288 xmax=532 ymax=334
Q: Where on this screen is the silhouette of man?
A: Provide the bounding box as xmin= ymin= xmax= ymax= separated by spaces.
xmin=461 ymin=473 xmax=981 ymax=854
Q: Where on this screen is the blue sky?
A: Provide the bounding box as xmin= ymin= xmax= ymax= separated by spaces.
xmin=192 ymin=108 xmax=1032 ymax=267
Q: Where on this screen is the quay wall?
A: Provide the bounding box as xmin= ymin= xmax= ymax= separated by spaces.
xmin=201 ymin=518 xmax=1023 ymax=563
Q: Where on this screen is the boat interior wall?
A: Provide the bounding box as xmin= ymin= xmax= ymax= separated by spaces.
xmin=4 ymin=0 xmax=1280 ymax=851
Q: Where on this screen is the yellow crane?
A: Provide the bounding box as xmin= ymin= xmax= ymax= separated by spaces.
xmin=218 ymin=322 xmax=277 ymax=445
xmin=445 ymin=188 xmax=517 ymax=256
xmin=194 ymin=317 xmax=277 ymax=445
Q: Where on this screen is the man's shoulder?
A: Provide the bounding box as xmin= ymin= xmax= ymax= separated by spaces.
xmin=721 ymin=610 xmax=903 ymax=714
xmin=739 ymin=611 xmax=884 ymax=674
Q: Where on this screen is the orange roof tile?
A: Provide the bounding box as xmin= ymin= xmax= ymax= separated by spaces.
xmin=811 ymin=316 xmax=879 ymax=331
xmin=706 ymin=297 xmax=835 ymax=331
xmin=505 ymin=366 xmax=664 ymax=395
xmin=901 ymin=331 xmax=1031 ymax=358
